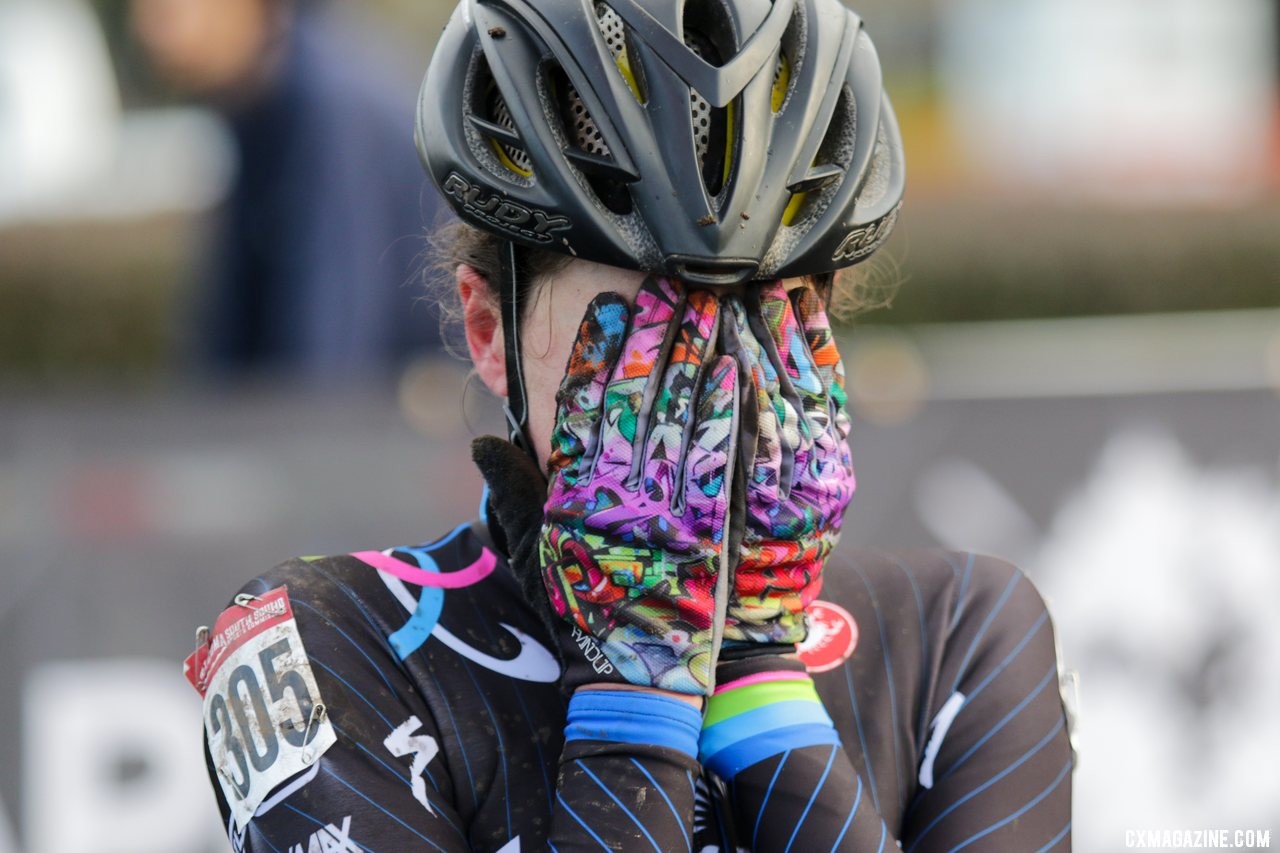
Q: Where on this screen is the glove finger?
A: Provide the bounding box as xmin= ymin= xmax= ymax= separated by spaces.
xmin=597 ymin=276 xmax=684 ymax=491
xmin=790 ymin=285 xmax=838 ymax=402
xmin=722 ymin=296 xmax=783 ymax=514
xmin=745 ymin=283 xmax=807 ymax=498
xmin=756 ymin=282 xmax=828 ymax=434
xmin=643 ymin=288 xmax=719 ymax=511
xmin=683 ymin=354 xmax=739 ymax=543
xmin=548 ymin=292 xmax=630 ymax=480
xmin=792 ymin=285 xmax=851 ymax=442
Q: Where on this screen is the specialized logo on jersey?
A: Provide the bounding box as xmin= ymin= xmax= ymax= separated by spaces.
xmin=795 ymin=600 xmax=859 ymax=673
xmin=918 ymin=691 xmax=965 ymax=790
xmin=384 ymin=716 xmax=440 ymax=816
xmin=287 ymin=815 xmax=359 ymax=853
xmin=356 ymin=533 xmax=559 ymax=683
xmin=187 ymin=586 xmax=337 ymax=831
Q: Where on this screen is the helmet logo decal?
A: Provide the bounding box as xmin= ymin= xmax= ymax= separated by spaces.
xmin=442 ymin=173 xmax=573 ymax=245
xmin=831 ymin=203 xmax=901 ymax=264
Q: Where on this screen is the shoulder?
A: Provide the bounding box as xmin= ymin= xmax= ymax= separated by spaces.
xmin=190 ymin=520 xmax=530 ymax=712
xmin=218 ymin=521 xmax=514 ymax=638
xmin=825 ymin=548 xmax=1048 ymax=614
xmin=193 ymin=523 xmax=531 ymax=834
xmin=812 ymin=548 xmax=1055 ymax=672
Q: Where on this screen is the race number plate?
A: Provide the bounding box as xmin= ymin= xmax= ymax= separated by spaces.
xmin=187 ymin=586 xmax=336 ymax=830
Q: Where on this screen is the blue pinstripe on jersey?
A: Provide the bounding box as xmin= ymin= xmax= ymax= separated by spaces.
xmin=463 ymin=587 xmax=560 ymax=815
xmin=948 ymin=572 xmax=1022 ymax=697
xmin=939 ymin=665 xmax=1056 ymax=782
xmin=456 ymin=654 xmax=513 ymax=837
xmin=291 ymin=598 xmax=396 ymax=692
xmin=575 ymin=759 xmax=664 ymax=852
xmin=960 ymin=610 xmax=1049 ymax=708
xmin=950 ymin=553 xmax=976 ymax=624
xmin=945 ymin=759 xmax=1073 ymax=852
xmin=907 ymin=717 xmax=1065 ymax=851
xmin=889 ymin=554 xmax=934 ymax=748
xmin=318 ymin=765 xmax=450 ymax=852
xmin=783 ymin=744 xmax=840 ymax=853
xmin=556 ymin=791 xmax=612 ymax=851
xmin=852 ymin=563 xmax=906 ymax=806
xmin=830 ymin=773 xmax=862 ymax=851
xmin=842 ymin=659 xmax=882 ymax=816
xmin=752 ymin=749 xmax=791 ymax=849
xmin=1037 ymin=820 xmax=1072 ymax=852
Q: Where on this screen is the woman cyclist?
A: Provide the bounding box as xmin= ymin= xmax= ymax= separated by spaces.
xmin=191 ymin=0 xmax=1074 ymax=849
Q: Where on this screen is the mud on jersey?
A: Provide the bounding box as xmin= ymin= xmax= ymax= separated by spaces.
xmin=194 ymin=517 xmax=1073 ymax=851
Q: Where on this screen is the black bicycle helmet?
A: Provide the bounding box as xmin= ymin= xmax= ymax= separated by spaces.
xmin=417 ymin=0 xmax=904 ymax=447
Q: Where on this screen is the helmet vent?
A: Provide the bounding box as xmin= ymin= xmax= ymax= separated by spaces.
xmin=594 ymin=3 xmax=646 ymax=103
xmin=771 ymin=52 xmax=790 ymax=113
xmin=782 ymin=85 xmax=856 ymax=226
xmin=817 ymin=84 xmax=857 ymax=170
xmin=687 ymin=41 xmax=714 ymax=163
xmin=487 ymin=86 xmax=533 ymax=176
xmin=549 ymin=64 xmax=634 ymax=215
xmin=681 ymin=0 xmax=739 ymax=198
xmin=563 ymin=84 xmax=611 ymax=160
xmin=681 ymin=0 xmax=737 ymax=68
xmin=545 ymin=55 xmax=611 ymax=161
xmin=684 ymin=28 xmax=732 ymax=198
xmin=596 ymin=2 xmax=626 ymax=59
xmin=468 ymin=54 xmax=535 ymax=180
xmin=773 ymin=1 xmax=805 ymax=114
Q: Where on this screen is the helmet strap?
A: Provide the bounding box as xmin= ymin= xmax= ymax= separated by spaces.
xmin=498 ymin=240 xmax=534 ymax=457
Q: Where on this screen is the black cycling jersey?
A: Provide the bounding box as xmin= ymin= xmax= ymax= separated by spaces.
xmin=195 ymin=511 xmax=1073 ymax=852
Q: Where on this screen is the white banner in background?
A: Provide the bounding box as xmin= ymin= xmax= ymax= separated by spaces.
xmin=24 ymin=659 xmax=225 ymax=853
xmin=0 ymin=794 xmax=17 ymax=853
xmin=939 ymin=0 xmax=1277 ymax=202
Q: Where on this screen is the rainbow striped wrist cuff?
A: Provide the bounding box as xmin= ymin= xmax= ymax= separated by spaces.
xmin=699 ymin=670 xmax=840 ymax=779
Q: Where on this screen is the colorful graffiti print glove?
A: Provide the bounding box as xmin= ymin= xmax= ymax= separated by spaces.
xmin=719 ymin=281 xmax=855 ymax=645
xmin=475 ymin=277 xmax=740 ymax=696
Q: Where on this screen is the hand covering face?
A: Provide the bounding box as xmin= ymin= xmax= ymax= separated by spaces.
xmin=475 ymin=277 xmax=740 ymax=695
xmin=720 ymin=281 xmax=855 ymax=645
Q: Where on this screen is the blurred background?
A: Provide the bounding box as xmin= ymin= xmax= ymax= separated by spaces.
xmin=1 ymin=0 xmax=1277 ymax=850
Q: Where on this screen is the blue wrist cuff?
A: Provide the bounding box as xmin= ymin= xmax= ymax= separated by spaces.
xmin=565 ymin=690 xmax=703 ymax=760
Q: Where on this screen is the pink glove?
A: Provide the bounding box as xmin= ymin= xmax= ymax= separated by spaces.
xmin=720 ymin=281 xmax=855 ymax=644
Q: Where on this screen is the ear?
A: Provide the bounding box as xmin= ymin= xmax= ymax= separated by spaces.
xmin=458 ymin=264 xmax=508 ymax=398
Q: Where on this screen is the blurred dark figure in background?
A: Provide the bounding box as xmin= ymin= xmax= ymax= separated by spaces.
xmin=131 ymin=0 xmax=446 ymax=382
